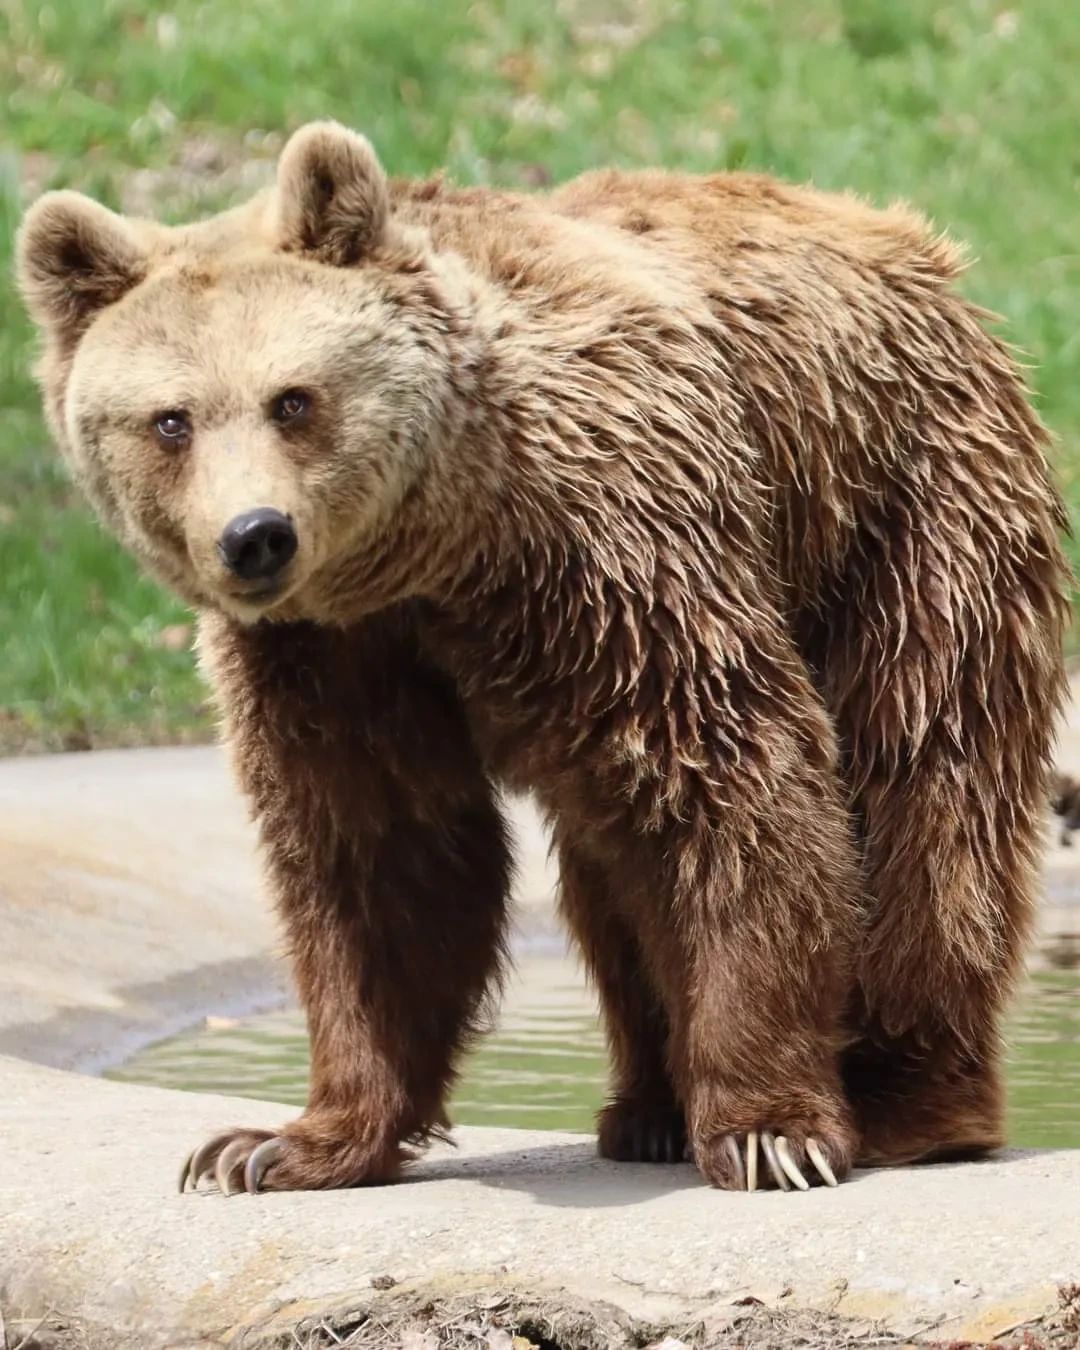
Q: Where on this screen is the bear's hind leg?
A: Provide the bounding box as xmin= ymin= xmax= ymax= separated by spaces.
xmin=838 ymin=673 xmax=1056 ymax=1168
xmin=805 ymin=470 xmax=1067 ymax=1167
xmin=556 ymin=839 xmax=686 ymax=1163
xmin=180 ymin=611 xmax=512 ymax=1194
xmin=837 ymin=727 xmax=1039 ymax=1167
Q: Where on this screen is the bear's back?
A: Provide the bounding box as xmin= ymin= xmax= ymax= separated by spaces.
xmin=389 ymin=167 xmax=965 ymax=311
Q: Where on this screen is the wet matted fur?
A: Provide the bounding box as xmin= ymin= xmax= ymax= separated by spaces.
xmin=17 ymin=121 xmax=1070 ymax=1190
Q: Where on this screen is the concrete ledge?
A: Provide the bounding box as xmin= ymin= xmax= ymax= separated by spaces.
xmin=2 ymin=1055 xmax=1077 ymax=1349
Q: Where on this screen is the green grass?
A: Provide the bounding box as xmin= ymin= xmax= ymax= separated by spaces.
xmin=2 ymin=0 xmax=1078 ymax=748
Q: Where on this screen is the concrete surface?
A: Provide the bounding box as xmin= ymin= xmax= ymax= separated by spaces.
xmin=0 ymin=747 xmax=278 ymax=1071
xmin=2 ymin=1055 xmax=1077 ymax=1349
xmin=0 ymin=724 xmax=1078 ymax=1347
xmin=0 ymin=747 xmax=561 ymax=1070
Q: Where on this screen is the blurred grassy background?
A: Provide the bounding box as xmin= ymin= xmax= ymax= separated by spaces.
xmin=1 ymin=0 xmax=1077 ymax=751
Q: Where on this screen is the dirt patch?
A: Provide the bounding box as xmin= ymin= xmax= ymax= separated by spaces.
xmin=244 ymin=1283 xmax=1079 ymax=1350
xmin=1 ymin=1253 xmax=1073 ymax=1349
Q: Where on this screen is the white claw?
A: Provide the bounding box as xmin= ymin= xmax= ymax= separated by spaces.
xmin=806 ymin=1137 xmax=839 ymax=1188
xmin=178 ymin=1150 xmax=195 ymax=1194
xmin=775 ymin=1136 xmax=810 ymax=1191
xmin=215 ymin=1140 xmax=247 ymax=1197
xmin=244 ymin=1137 xmax=285 ymax=1194
xmin=760 ymin=1131 xmax=790 ymax=1190
xmin=185 ymin=1132 xmax=233 ymax=1192
xmin=746 ymin=1130 xmax=759 ymax=1192
xmin=723 ymin=1135 xmax=745 ymax=1189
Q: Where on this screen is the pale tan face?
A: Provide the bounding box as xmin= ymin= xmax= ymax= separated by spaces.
xmin=64 ymin=255 xmax=441 ymax=621
xmin=17 ymin=121 xmax=466 ymax=623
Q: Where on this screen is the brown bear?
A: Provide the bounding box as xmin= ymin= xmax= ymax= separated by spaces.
xmin=17 ymin=121 xmax=1069 ymax=1194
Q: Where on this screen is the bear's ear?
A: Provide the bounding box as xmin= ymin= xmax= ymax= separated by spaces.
xmin=276 ymin=121 xmax=390 ymax=266
xmin=17 ymin=190 xmax=147 ymax=333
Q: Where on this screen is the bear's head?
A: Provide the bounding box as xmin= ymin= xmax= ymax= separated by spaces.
xmin=17 ymin=122 xmax=481 ymax=623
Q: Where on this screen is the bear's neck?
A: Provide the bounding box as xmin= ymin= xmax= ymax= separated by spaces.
xmin=297 ymin=258 xmax=765 ymax=660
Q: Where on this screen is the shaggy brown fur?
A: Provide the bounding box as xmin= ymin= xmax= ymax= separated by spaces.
xmin=17 ymin=122 xmax=1069 ymax=1191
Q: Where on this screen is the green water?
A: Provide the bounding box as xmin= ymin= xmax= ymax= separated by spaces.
xmin=109 ymin=963 xmax=1080 ymax=1147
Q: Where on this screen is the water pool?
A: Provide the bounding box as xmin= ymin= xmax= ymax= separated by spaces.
xmin=110 ymin=954 xmax=1080 ymax=1147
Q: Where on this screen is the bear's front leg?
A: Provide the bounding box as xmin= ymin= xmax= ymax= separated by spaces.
xmin=179 ymin=611 xmax=511 ymax=1194
xmin=597 ymin=641 xmax=861 ymax=1192
xmin=672 ymin=789 xmax=859 ymax=1191
xmin=681 ymin=770 xmax=859 ymax=1189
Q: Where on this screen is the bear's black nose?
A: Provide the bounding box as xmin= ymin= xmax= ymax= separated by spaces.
xmin=218 ymin=508 xmax=298 ymax=582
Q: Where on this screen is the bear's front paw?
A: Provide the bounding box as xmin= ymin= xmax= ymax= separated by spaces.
xmin=178 ymin=1113 xmax=405 ymax=1195
xmin=693 ymin=1123 xmax=853 ymax=1193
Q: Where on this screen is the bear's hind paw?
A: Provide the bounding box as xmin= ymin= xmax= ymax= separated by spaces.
xmin=597 ymin=1097 xmax=687 ymax=1163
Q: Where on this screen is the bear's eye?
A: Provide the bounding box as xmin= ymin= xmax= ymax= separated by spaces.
xmin=154 ymin=411 xmax=191 ymax=444
xmin=272 ymin=389 xmax=311 ymax=423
